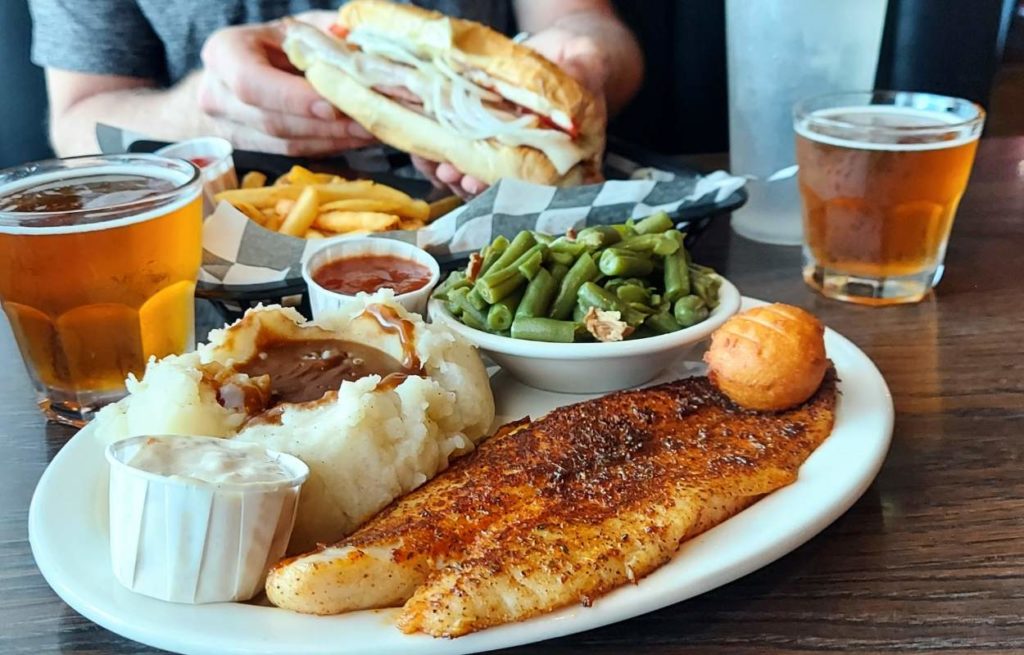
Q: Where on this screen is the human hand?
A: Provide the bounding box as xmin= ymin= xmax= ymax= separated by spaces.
xmin=197 ymin=12 xmax=375 ymax=156
xmin=412 ymin=28 xmax=608 ymax=197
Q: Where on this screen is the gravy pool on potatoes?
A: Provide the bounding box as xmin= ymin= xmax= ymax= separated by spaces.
xmin=236 ymin=338 xmax=409 ymax=405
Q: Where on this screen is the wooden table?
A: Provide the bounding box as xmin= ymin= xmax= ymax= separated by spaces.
xmin=3 ymin=137 xmax=1023 ymax=654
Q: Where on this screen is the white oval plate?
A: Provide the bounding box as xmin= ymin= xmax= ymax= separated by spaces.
xmin=29 ymin=298 xmax=893 ymax=655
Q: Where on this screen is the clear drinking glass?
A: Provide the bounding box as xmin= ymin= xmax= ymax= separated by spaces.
xmin=794 ymin=91 xmax=984 ymax=305
xmin=726 ymin=0 xmax=889 ymax=245
xmin=0 ymin=154 xmax=203 ymax=425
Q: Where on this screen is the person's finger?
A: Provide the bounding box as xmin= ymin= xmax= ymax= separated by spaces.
xmin=201 ymin=25 xmax=327 ymax=118
xmin=410 ymin=155 xmax=445 ymax=189
xmin=222 ymin=123 xmax=367 ymax=157
xmin=461 ymin=175 xmax=489 ymax=196
xmin=435 ymin=162 xmax=464 ymax=185
xmin=201 ymin=75 xmax=375 ymax=144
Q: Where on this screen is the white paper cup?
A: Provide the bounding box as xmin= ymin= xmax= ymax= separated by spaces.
xmin=302 ymin=237 xmax=440 ymax=318
xmin=156 ymin=137 xmax=238 ymax=215
xmin=105 ymin=435 xmax=308 ymax=604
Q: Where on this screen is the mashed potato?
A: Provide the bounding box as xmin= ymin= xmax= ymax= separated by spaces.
xmin=94 ymin=291 xmax=494 ymax=552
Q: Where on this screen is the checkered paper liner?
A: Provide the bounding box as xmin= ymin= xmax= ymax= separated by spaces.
xmin=95 ymin=124 xmax=746 ymax=287
xmin=201 ymin=171 xmax=746 ymax=286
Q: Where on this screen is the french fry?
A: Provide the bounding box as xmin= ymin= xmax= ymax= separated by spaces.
xmin=234 ymin=201 xmax=266 ymax=226
xmin=304 ymin=228 xmax=327 ymax=239
xmin=279 ymin=186 xmax=320 ymax=236
xmin=215 ymin=185 xmax=303 ymax=207
xmin=275 ymin=199 xmax=296 ymax=216
xmin=398 ymin=217 xmax=426 ymax=231
xmin=264 ymin=211 xmax=284 ymax=232
xmin=315 ymin=211 xmax=400 ymax=233
xmin=241 ymin=171 xmax=267 ymax=189
xmin=428 ymin=195 xmax=463 ymax=221
xmin=285 ymin=165 xmax=319 ymax=185
xmin=319 ymin=198 xmax=429 ymax=222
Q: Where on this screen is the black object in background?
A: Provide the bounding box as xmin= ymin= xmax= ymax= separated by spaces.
xmin=876 ymin=0 xmax=1017 ymax=109
xmin=0 ymin=0 xmax=52 ymax=169
xmin=609 ymin=0 xmax=729 ymax=156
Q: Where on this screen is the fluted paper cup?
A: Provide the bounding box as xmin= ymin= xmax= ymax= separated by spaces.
xmin=302 ymin=236 xmax=440 ymax=318
xmin=105 ymin=435 xmax=309 ymax=604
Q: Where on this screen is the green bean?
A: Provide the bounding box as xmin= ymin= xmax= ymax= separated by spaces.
xmin=487 ymin=231 xmax=535 ymax=273
xmin=466 ymin=287 xmax=488 ymax=311
xmin=487 ymin=289 xmax=523 ymax=331
xmin=598 ymin=248 xmax=654 ymax=277
xmin=516 ymin=267 xmax=557 ymax=319
xmin=549 ymin=237 xmax=586 ymax=257
xmin=546 ymin=250 xmax=576 ymax=266
xmin=618 ymin=231 xmax=682 ymax=256
xmin=645 ymin=311 xmax=681 ymax=334
xmin=433 ymin=271 xmax=468 ymax=299
xmin=531 ymin=232 xmax=555 ymax=246
xmin=663 ymin=249 xmax=691 ymax=303
xmin=475 ymin=265 xmax=525 ymax=304
xmin=460 ymin=308 xmax=488 ymax=331
xmin=449 ymin=288 xmax=488 ymax=328
xmin=674 ymin=295 xmax=709 ymax=327
xmin=633 ymin=210 xmax=674 ymax=235
xmin=549 ymin=262 xmax=570 ymax=287
xmin=615 ymin=283 xmax=651 ymax=305
xmin=572 ymin=302 xmax=587 ymax=322
xmin=517 ymin=248 xmax=545 ymax=280
xmin=478 ymin=235 xmax=509 ymax=276
xmin=482 ymin=243 xmax=543 ymax=282
xmin=549 ymin=252 xmax=599 ymax=320
xmin=611 ymin=223 xmax=634 ymax=238
xmin=691 ymin=272 xmax=721 ymax=309
xmin=510 ymin=317 xmax=577 ymax=343
xmin=446 ymin=300 xmax=463 ymax=317
xmin=576 ymin=225 xmax=621 ymax=250
xmin=627 ymin=301 xmax=656 ymax=316
xmin=576 ymin=282 xmax=645 ymax=326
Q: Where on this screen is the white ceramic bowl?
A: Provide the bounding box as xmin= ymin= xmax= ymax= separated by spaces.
xmin=105 ymin=435 xmax=309 ymax=604
xmin=156 ymin=137 xmax=238 ymax=214
xmin=302 ymin=237 xmax=440 ymax=318
xmin=428 ymin=275 xmax=741 ymax=394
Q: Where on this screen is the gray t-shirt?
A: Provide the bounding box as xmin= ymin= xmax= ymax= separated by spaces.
xmin=29 ymin=0 xmax=511 ymax=86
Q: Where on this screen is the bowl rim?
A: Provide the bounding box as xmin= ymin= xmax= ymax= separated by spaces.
xmin=427 ymin=275 xmax=741 ymax=360
xmin=301 ymin=236 xmax=441 ymax=304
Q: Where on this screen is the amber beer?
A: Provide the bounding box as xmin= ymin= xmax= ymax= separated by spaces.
xmin=794 ymin=92 xmax=984 ymax=305
xmin=0 ymin=155 xmax=202 ymax=425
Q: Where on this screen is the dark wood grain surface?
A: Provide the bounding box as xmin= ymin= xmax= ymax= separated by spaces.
xmin=2 ymin=138 xmax=1023 ymax=654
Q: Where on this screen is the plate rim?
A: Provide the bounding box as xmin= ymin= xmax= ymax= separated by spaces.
xmin=28 ymin=297 xmax=894 ymax=655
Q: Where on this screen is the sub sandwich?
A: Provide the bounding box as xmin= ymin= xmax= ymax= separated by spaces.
xmin=284 ymin=0 xmax=604 ymax=186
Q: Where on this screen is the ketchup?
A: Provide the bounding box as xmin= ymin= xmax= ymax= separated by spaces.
xmin=189 ymin=156 xmax=213 ymax=168
xmin=313 ymin=255 xmax=431 ymax=296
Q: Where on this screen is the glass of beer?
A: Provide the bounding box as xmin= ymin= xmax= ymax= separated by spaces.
xmin=0 ymin=154 xmax=202 ymax=426
xmin=794 ymin=91 xmax=984 ymax=305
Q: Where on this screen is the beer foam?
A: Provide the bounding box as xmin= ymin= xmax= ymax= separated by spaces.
xmin=0 ymin=164 xmax=200 ymax=235
xmin=795 ymin=106 xmax=980 ymax=152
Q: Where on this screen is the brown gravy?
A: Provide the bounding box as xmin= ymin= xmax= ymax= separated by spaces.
xmin=236 ymin=337 xmax=407 ymax=405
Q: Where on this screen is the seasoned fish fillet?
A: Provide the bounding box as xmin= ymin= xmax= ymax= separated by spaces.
xmin=268 ymin=370 xmax=837 ymax=636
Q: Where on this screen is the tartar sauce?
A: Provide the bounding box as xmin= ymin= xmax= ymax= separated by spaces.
xmin=127 ymin=436 xmax=290 ymax=485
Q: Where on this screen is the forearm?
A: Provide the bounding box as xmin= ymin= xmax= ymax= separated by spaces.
xmin=545 ymin=11 xmax=642 ymax=115
xmin=49 ymin=72 xmax=204 ymax=157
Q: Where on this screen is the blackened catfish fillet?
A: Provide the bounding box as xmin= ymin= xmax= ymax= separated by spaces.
xmin=267 ymin=370 xmax=838 ymax=636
